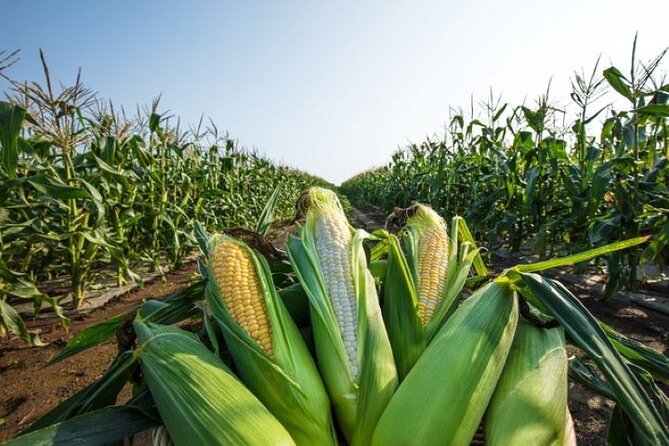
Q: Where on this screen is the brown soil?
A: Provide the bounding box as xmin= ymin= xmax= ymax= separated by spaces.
xmin=1 ymin=209 xmax=667 ymax=445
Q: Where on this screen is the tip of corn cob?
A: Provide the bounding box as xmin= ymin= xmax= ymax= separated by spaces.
xmin=299 ymin=187 xmax=345 ymax=216
xmin=406 ymin=203 xmax=447 ymax=232
xmin=386 ymin=202 xmax=447 ymax=233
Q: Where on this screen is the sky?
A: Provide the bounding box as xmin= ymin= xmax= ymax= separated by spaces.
xmin=1 ymin=1 xmax=668 ymax=184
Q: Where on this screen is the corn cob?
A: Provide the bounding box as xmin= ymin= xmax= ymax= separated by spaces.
xmin=133 ymin=321 xmax=294 ymax=446
xmin=206 ymin=234 xmax=336 ymax=446
xmin=209 ymin=238 xmax=273 ymax=356
xmin=372 ymin=279 xmax=519 ymax=446
xmin=382 ymin=206 xmax=485 ymax=379
xmin=402 ymin=206 xmax=487 ymax=333
xmin=413 ymin=209 xmax=449 ymax=325
xmin=314 ymin=200 xmax=359 ymax=376
xmin=485 ymin=319 xmax=568 ymax=446
xmin=388 ymin=203 xmax=450 ymax=326
xmin=287 ymin=187 xmax=398 ymax=446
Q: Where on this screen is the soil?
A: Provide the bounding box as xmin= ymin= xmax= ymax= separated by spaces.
xmin=0 ymin=206 xmax=667 ymax=445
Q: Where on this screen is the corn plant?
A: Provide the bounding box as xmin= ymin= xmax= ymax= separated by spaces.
xmin=0 ymin=52 xmax=333 ymax=343
xmin=341 ymin=38 xmax=669 ymax=294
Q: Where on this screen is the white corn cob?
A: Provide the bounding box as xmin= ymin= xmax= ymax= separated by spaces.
xmin=314 ymin=206 xmax=359 ymax=378
xmin=289 ymin=186 xmax=398 ymax=446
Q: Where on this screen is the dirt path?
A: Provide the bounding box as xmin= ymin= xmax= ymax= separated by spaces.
xmin=348 ymin=205 xmax=381 ymax=231
xmin=1 ymin=206 xmax=667 ymax=445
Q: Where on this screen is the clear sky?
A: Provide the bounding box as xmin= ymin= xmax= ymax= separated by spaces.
xmin=1 ymin=1 xmax=668 ymax=184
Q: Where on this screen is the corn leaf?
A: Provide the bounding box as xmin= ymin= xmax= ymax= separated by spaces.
xmin=4 ymin=405 xmax=159 ymax=446
xmin=24 ymin=352 xmax=138 ymax=433
xmin=47 ymin=280 xmax=205 ymax=365
xmin=606 ymin=404 xmax=637 ymax=446
xmin=568 ymin=356 xmax=617 ymax=401
xmin=255 ymin=184 xmax=282 ymax=236
xmin=519 ymin=272 xmax=669 ymax=446
xmin=0 ymin=101 xmax=26 ymax=179
xmin=46 ymin=312 xmax=131 ymax=366
xmin=513 ymin=236 xmax=649 ymax=273
xmin=599 ymin=322 xmax=669 ymax=384
xmin=381 ymin=231 xmax=424 ymax=380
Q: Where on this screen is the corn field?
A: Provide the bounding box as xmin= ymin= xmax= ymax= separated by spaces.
xmin=341 ymin=42 xmax=669 ymax=295
xmin=1 ymin=42 xmax=668 ymax=446
xmin=4 ymin=189 xmax=666 ymax=446
xmin=0 ymin=53 xmax=332 ymax=343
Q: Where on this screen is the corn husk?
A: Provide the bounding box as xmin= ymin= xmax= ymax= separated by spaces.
xmin=382 ymin=205 xmax=486 ymax=379
xmin=372 ymin=279 xmax=518 ymax=445
xmin=133 ymin=321 xmax=294 ymax=446
xmin=205 ymin=234 xmax=335 ymax=446
xmin=485 ymin=319 xmax=568 ymax=446
xmin=287 ymin=187 xmax=398 ymax=446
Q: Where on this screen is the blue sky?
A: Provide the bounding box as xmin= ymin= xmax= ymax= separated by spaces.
xmin=2 ymin=1 xmax=668 ymax=183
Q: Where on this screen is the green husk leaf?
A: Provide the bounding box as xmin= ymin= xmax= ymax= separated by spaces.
xmin=4 ymin=405 xmax=159 ymax=446
xmin=380 ymin=231 xmax=425 ymax=380
xmin=206 ymin=234 xmax=335 ymax=446
xmin=485 ymin=319 xmax=568 ymax=445
xmin=373 ymin=279 xmax=519 ymax=446
xmin=133 ymin=321 xmax=295 ymax=446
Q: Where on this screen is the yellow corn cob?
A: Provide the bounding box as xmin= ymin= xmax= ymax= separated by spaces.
xmin=314 ymin=204 xmax=359 ymax=377
xmin=399 ymin=203 xmax=450 ymax=326
xmin=209 ymin=239 xmax=273 ymax=357
xmin=416 ymin=225 xmax=449 ymax=324
xmin=206 ymin=233 xmax=337 ymax=446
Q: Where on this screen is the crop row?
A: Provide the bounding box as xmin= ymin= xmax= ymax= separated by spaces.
xmin=341 ymin=41 xmax=669 ymax=294
xmin=0 ymin=54 xmax=331 ymax=342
